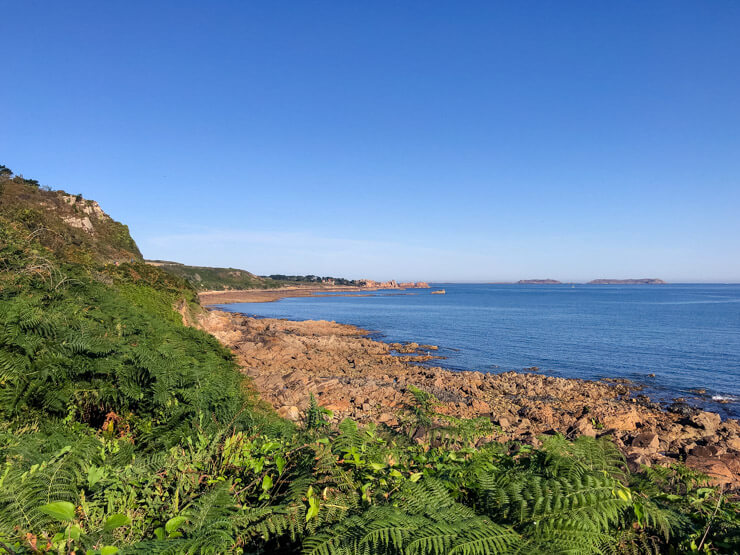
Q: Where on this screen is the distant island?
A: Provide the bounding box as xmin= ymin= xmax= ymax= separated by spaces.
xmin=588 ymin=278 xmax=666 ymax=285
xmin=515 ymin=278 xmax=666 ymax=285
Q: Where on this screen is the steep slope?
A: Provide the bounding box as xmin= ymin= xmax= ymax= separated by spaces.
xmin=0 ymin=167 xmax=141 ymax=265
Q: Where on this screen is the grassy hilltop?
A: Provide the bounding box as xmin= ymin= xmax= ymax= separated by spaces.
xmin=146 ymin=260 xmax=282 ymax=291
xmin=0 ymin=166 xmax=738 ymax=554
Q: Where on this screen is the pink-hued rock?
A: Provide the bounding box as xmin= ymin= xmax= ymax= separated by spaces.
xmin=196 ymin=309 xmax=740 ymax=490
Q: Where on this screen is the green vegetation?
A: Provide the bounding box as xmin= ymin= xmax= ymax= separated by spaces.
xmin=0 ymin=166 xmax=141 ymax=266
xmin=266 ymin=275 xmax=359 ymax=286
xmin=143 ymin=264 xmax=361 ymax=293
xmin=1 ymin=169 xmax=738 ymax=553
xmin=146 ymin=261 xmax=282 ymax=291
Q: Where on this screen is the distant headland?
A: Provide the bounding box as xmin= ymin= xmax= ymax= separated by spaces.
xmin=517 ymin=279 xmax=562 ymax=284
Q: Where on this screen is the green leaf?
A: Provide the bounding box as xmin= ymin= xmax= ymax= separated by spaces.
xmin=409 ymin=472 xmax=423 ymax=482
xmin=306 ymin=497 xmax=319 ymax=522
xmin=39 ymin=501 xmax=76 ymax=522
xmin=261 ymin=474 xmax=273 ymax=491
xmin=616 ymin=488 xmax=632 ymax=502
xmin=154 ymin=527 xmax=165 ymax=540
xmin=100 ymin=547 xmax=119 ymax=555
xmin=165 ymin=515 xmax=187 ymax=535
xmin=103 ymin=513 xmax=131 ymax=533
xmin=275 ymin=455 xmax=286 ymax=474
xmin=87 ymin=466 xmax=106 ymax=488
xmin=67 ymin=524 xmax=81 ymax=540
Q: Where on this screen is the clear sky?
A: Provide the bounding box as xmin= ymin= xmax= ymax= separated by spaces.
xmin=3 ymin=1 xmax=739 ymax=282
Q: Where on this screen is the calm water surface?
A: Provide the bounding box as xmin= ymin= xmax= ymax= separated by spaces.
xmin=218 ymin=284 xmax=740 ymax=418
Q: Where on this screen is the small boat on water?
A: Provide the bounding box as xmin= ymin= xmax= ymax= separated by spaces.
xmin=431 ymin=289 xmax=446 ymax=295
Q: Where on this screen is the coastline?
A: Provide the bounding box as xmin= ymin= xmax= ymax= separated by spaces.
xmin=199 ymin=285 xmax=386 ymax=305
xmin=199 ymin=308 xmax=740 ymax=489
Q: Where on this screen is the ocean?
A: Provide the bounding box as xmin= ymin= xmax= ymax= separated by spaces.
xmin=217 ymin=283 xmax=740 ymax=418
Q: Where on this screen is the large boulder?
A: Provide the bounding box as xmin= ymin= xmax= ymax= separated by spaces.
xmin=690 ymin=411 xmax=721 ymax=434
xmin=323 ymin=399 xmax=351 ymax=413
xmin=684 ymin=453 xmax=740 ymax=489
xmin=277 ymin=405 xmax=301 ymax=421
xmin=631 ymin=432 xmax=660 ymax=452
xmin=690 ymin=444 xmax=724 ymax=458
xmin=726 ymin=436 xmax=740 ymax=452
xmin=497 ymin=416 xmax=514 ymax=431
xmin=602 ymin=408 xmax=641 ymax=431
xmin=570 ymin=417 xmax=597 ymax=438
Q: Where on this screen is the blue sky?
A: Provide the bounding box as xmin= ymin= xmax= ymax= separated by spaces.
xmin=2 ymin=1 xmax=739 ymax=282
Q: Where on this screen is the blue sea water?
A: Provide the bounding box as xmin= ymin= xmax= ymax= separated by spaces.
xmin=218 ymin=284 xmax=740 ymax=418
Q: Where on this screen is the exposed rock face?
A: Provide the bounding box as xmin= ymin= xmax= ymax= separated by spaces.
xmin=198 ymin=310 xmax=740 ymax=490
xmin=398 ymin=282 xmax=430 ymax=288
xmin=358 ymin=279 xmax=398 ymax=288
xmin=58 ymin=195 xmax=112 ymax=234
xmin=62 ymin=215 xmax=94 ymax=233
xmin=1 ymin=178 xmax=143 ymax=264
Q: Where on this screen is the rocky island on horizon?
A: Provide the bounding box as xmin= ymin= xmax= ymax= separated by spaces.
xmin=514 ymin=278 xmax=667 ymax=285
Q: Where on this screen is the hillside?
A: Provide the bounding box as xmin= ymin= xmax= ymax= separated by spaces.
xmin=0 ymin=165 xmax=737 ymax=554
xmin=147 ymin=260 xmax=282 ymax=290
xmin=0 ymin=165 xmax=141 ymax=266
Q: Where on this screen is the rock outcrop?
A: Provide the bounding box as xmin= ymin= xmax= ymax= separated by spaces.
xmin=358 ymin=280 xmax=430 ymax=289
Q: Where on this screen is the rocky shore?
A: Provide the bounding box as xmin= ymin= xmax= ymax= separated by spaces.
xmin=198 ymin=309 xmax=740 ymax=489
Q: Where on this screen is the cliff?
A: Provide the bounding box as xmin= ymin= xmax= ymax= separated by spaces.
xmin=0 ymin=167 xmax=142 ymax=265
